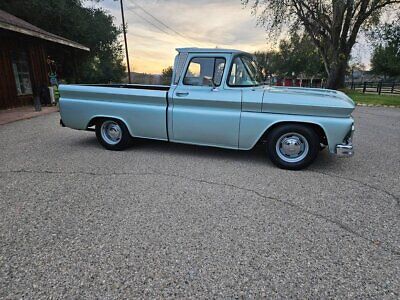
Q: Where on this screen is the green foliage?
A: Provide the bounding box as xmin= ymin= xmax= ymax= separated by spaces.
xmin=243 ymin=0 xmax=400 ymax=89
xmin=0 ymin=0 xmax=126 ymax=83
xmin=371 ymin=46 xmax=400 ymax=78
xmin=254 ymin=33 xmax=325 ymax=80
xmin=276 ymin=33 xmax=326 ymax=78
xmin=161 ymin=66 xmax=173 ymax=85
xmin=253 ymin=51 xmax=278 ymax=80
xmin=369 ymin=17 xmax=400 ymax=78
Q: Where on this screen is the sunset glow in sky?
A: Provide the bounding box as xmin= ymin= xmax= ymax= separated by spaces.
xmin=91 ymin=0 xmax=373 ymax=74
xmin=90 ymin=0 xmax=271 ymax=74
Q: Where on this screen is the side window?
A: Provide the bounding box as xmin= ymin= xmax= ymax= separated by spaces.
xmin=183 ymin=57 xmax=226 ymax=86
xmin=229 ymin=57 xmax=251 ymax=86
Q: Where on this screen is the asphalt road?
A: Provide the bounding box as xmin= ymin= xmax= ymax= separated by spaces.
xmin=0 ymin=107 xmax=399 ymax=298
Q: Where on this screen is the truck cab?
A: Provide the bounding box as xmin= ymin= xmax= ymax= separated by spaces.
xmin=168 ymin=48 xmax=261 ymax=149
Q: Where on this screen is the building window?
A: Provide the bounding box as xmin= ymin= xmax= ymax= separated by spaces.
xmin=11 ymin=51 xmax=33 ymax=95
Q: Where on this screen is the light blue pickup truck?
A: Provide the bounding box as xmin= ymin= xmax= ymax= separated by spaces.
xmin=59 ymin=48 xmax=355 ymax=170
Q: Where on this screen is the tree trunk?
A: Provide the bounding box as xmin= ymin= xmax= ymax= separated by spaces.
xmin=326 ymin=59 xmax=347 ymax=90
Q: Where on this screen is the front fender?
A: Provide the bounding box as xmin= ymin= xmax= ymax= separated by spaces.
xmin=239 ymin=112 xmax=353 ymax=153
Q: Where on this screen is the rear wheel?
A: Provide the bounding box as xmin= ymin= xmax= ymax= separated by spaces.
xmin=267 ymin=124 xmax=319 ymax=170
xmin=95 ymin=119 xmax=132 ymax=150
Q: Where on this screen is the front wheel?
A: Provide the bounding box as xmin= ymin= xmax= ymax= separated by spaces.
xmin=267 ymin=124 xmax=319 ymax=170
xmin=95 ymin=119 xmax=132 ymax=151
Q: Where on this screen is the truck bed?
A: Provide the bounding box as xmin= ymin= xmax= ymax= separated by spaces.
xmin=59 ymin=84 xmax=170 ymax=141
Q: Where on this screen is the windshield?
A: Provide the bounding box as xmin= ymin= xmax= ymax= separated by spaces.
xmin=228 ymin=55 xmax=262 ymax=87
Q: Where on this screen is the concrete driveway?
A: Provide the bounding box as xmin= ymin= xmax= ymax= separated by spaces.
xmin=0 ymin=107 xmax=399 ymax=298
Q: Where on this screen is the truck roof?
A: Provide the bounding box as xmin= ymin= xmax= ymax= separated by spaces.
xmin=176 ymin=47 xmax=249 ymax=55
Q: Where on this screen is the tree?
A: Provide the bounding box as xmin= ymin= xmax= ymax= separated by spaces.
xmin=0 ymin=0 xmax=125 ymax=83
xmin=243 ymin=0 xmax=400 ymax=89
xmin=161 ymin=66 xmax=173 ymax=85
xmin=371 ymin=46 xmax=400 ymax=78
xmin=278 ymin=32 xmax=326 ymax=78
xmin=254 ymin=50 xmax=279 ymax=80
xmin=369 ymin=16 xmax=400 ymax=78
xmin=255 ymin=33 xmax=326 ymax=80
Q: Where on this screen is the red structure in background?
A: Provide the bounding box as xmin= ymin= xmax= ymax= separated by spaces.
xmin=273 ymin=78 xmax=325 ymax=88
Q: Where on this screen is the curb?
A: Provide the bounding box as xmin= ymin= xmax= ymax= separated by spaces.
xmin=356 ymin=103 xmax=399 ymax=108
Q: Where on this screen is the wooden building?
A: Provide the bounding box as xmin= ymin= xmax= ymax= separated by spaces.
xmin=0 ymin=9 xmax=89 ymax=109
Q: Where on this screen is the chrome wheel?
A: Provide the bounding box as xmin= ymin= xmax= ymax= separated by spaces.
xmin=275 ymin=132 xmax=309 ymax=163
xmin=100 ymin=120 xmax=122 ymax=145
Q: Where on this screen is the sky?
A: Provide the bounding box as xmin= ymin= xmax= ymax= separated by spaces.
xmin=88 ymin=0 xmax=373 ymax=74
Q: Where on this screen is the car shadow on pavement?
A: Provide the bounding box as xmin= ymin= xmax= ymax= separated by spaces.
xmin=70 ymin=134 xmax=336 ymax=169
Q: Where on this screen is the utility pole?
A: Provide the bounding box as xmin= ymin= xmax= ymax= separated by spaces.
xmin=120 ymin=0 xmax=131 ymax=83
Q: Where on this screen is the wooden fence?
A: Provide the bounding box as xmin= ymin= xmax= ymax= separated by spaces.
xmin=346 ymin=81 xmax=400 ymax=95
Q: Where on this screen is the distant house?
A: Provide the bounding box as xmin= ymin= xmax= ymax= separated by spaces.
xmin=346 ymin=67 xmax=383 ymax=83
xmin=0 ymin=9 xmax=89 ymax=109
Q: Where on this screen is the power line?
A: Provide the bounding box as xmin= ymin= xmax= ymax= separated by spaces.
xmin=125 ymin=6 xmax=197 ymax=46
xmin=129 ymin=0 xmax=197 ymax=44
xmin=126 ymin=0 xmax=201 ymax=46
xmin=126 ymin=6 xmax=176 ymax=37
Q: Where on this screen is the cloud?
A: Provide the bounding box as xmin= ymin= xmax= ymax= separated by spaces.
xmin=89 ymin=0 xmax=270 ymax=73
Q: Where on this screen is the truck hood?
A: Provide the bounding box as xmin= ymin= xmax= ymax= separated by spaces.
xmin=262 ymin=87 xmax=355 ymax=117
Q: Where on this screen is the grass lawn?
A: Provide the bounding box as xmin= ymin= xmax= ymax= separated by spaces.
xmin=343 ymin=89 xmax=400 ymax=107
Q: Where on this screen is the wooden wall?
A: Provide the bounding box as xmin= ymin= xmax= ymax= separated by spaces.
xmin=0 ymin=30 xmax=49 ymax=109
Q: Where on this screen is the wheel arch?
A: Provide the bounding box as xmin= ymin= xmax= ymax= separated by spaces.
xmin=258 ymin=121 xmax=328 ymax=146
xmin=87 ymin=116 xmax=134 ymax=137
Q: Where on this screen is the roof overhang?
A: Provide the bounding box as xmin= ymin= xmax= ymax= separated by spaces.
xmin=0 ymin=21 xmax=90 ymax=51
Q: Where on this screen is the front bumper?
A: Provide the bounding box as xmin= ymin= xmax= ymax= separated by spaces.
xmin=335 ymin=124 xmax=354 ymax=157
xmin=336 ymin=144 xmax=354 ymax=157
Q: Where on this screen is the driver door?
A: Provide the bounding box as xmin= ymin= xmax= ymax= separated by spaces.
xmin=171 ymin=55 xmax=242 ymax=149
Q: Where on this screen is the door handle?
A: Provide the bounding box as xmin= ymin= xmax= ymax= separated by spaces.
xmin=176 ymin=92 xmax=189 ymax=97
